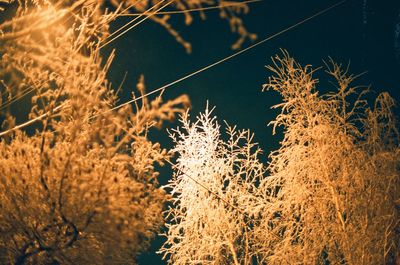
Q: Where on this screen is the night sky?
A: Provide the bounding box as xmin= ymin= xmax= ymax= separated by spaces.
xmin=103 ymin=0 xmax=400 ymax=263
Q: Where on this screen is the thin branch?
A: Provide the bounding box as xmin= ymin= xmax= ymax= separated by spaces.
xmin=117 ymin=0 xmax=262 ymax=16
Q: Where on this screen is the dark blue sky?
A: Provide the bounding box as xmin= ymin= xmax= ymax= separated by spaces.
xmin=103 ymin=0 xmax=400 ymax=263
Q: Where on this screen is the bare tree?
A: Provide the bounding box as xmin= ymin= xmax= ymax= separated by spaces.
xmin=0 ymin=1 xmax=189 ymax=264
xmin=160 ymin=107 xmax=266 ymax=265
xmin=255 ymin=51 xmax=400 ymax=265
xmin=161 ymin=51 xmax=399 ymax=265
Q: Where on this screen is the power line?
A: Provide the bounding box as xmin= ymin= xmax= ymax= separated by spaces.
xmin=0 ymin=0 xmax=347 ymax=136
xmin=92 ymin=0 xmax=347 ymax=118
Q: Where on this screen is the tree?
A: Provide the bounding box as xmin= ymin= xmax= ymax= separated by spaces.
xmin=161 ymin=51 xmax=399 ymax=265
xmin=160 ymin=106 xmax=265 ymax=265
xmin=0 ymin=1 xmax=190 ymax=264
xmin=255 ymin=51 xmax=400 ymax=264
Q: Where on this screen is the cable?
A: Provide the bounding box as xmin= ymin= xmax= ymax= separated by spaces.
xmin=93 ymin=0 xmax=347 ymax=118
xmin=0 ymin=0 xmax=347 ymax=136
xmin=98 ymin=0 xmax=173 ymax=49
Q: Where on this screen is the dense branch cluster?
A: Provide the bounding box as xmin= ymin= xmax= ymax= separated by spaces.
xmin=160 ymin=108 xmax=265 ymax=264
xmin=162 ymin=52 xmax=399 ymax=264
xmin=0 ymin=1 xmax=189 ymax=264
xmin=255 ymin=52 xmax=399 ymax=264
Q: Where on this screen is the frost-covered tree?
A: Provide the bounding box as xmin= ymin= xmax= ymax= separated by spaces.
xmin=161 ymin=51 xmax=399 ymax=265
xmin=0 ymin=1 xmax=191 ymax=264
xmin=255 ymin=51 xmax=400 ymax=265
xmin=160 ymin=107 xmax=266 ymax=265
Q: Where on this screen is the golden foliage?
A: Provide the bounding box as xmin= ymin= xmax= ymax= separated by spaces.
xmin=0 ymin=1 xmax=189 ymax=264
xmin=161 ymin=52 xmax=399 ymax=265
xmin=256 ymin=51 xmax=400 ymax=264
